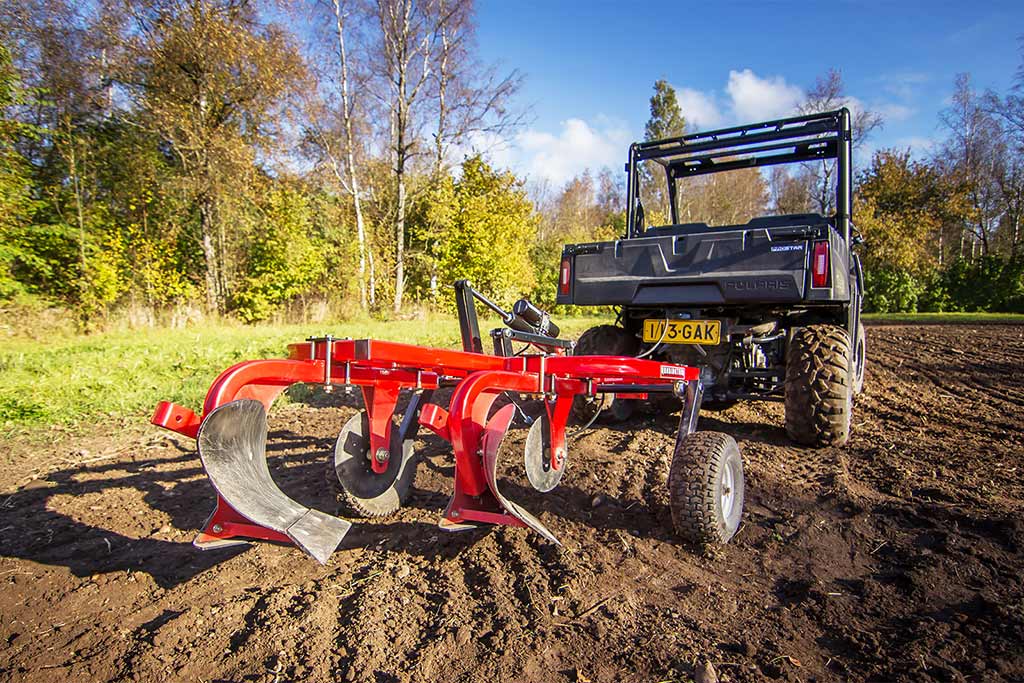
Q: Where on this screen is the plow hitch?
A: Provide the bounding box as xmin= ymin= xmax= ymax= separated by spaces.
xmin=152 ymin=281 xmax=742 ymax=563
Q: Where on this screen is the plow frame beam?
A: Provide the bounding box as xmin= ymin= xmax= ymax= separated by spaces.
xmin=151 ymin=335 xmax=704 ymax=555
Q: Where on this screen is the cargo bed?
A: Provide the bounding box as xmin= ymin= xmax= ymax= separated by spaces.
xmin=559 ymin=214 xmax=851 ymax=308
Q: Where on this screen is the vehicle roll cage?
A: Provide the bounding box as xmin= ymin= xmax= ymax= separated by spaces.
xmin=626 ymin=108 xmax=853 ymax=242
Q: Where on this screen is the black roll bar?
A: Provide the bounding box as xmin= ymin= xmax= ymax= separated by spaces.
xmin=626 ymin=109 xmax=853 ymax=242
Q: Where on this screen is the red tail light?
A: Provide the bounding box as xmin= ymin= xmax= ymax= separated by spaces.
xmin=811 ymin=241 xmax=830 ymax=288
xmin=559 ymin=257 xmax=571 ymax=296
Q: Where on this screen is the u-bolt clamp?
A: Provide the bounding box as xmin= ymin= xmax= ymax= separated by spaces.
xmin=537 ymin=354 xmax=546 ymax=395
xmin=322 ymin=335 xmax=334 ymax=393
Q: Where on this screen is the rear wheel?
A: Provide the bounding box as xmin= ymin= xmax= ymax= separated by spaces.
xmin=327 ymin=411 xmax=418 ymax=517
xmin=571 ymin=325 xmax=639 ymax=423
xmin=852 ymin=321 xmax=866 ymax=395
xmin=668 ymin=431 xmax=744 ymax=545
xmin=784 ymin=324 xmax=852 ymax=447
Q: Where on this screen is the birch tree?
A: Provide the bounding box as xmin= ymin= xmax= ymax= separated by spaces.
xmin=429 ymin=0 xmax=522 ymax=173
xmin=797 ymin=69 xmax=881 ymax=215
xmin=331 ymin=0 xmax=374 ymax=309
xmin=372 ymin=0 xmax=437 ymax=312
xmin=371 ymin=0 xmax=521 ymax=312
xmin=303 ymin=0 xmax=377 ymax=309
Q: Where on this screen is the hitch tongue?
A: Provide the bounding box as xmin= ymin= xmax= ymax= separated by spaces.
xmin=197 ymin=400 xmax=351 ymax=563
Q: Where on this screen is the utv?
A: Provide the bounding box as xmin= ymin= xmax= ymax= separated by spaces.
xmin=557 ymin=109 xmax=865 ymax=447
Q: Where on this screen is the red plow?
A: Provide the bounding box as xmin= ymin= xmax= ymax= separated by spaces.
xmin=152 ymin=282 xmax=744 ymax=563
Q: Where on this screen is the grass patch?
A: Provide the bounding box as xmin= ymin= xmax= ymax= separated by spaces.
xmin=0 ymin=314 xmax=606 ymax=434
xmin=864 ymin=312 xmax=1024 ymax=325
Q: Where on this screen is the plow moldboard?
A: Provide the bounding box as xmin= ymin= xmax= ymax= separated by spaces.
xmin=198 ymin=400 xmax=351 ymax=563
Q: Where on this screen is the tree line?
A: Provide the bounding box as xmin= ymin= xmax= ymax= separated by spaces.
xmin=856 ymin=67 xmax=1024 ymax=313
xmin=0 ymin=1 xmax=1021 ymax=329
xmin=0 ymin=0 xmax=533 ymax=326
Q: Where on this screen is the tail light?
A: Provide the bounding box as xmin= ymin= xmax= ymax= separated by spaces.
xmin=811 ymin=241 xmax=830 ymax=288
xmin=559 ymin=256 xmax=571 ymax=296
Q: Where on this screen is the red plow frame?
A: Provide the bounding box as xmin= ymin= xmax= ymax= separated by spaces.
xmin=151 ymin=282 xmax=736 ymax=564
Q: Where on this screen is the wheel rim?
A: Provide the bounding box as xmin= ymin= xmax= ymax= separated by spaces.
xmin=721 ymin=460 xmax=736 ymax=518
xmin=334 ymin=412 xmax=404 ymax=498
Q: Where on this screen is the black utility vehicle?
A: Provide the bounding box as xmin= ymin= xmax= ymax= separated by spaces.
xmin=557 ymin=109 xmax=866 ymax=447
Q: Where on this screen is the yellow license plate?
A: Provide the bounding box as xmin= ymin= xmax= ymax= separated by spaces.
xmin=642 ymin=319 xmax=721 ymax=345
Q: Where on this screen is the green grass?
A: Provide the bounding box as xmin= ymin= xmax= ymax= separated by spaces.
xmin=0 ymin=314 xmax=606 ymax=433
xmin=864 ymin=312 xmax=1024 ymax=324
xmin=12 ymin=309 xmax=1015 ymax=435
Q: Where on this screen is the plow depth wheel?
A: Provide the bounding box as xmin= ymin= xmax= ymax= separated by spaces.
xmin=668 ymin=431 xmax=744 ymax=545
xmin=328 ymin=411 xmax=418 ymax=518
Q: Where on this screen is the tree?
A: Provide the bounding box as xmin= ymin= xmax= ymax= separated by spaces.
xmin=421 ymin=156 xmax=537 ymax=308
xmin=0 ymin=0 xmax=136 ymax=319
xmin=795 ymin=68 xmax=882 ymax=215
xmin=0 ymin=42 xmax=41 ymax=298
xmin=328 ymin=0 xmax=375 ymax=310
xmin=233 ymin=182 xmax=327 ymax=322
xmin=529 ymin=168 xmax=624 ymax=306
xmin=429 ymin=0 xmax=521 ymax=173
xmin=938 ymin=74 xmax=1005 ymax=258
xmin=678 ymin=168 xmax=768 ymax=227
xmin=857 ymin=150 xmax=953 ymax=273
xmin=371 ymin=0 xmax=438 ymax=313
xmin=769 ymin=166 xmax=814 ymax=215
xmin=640 ymin=79 xmax=686 ymax=223
xmin=985 ymin=40 xmax=1024 ymax=256
xmin=370 ymin=0 xmax=521 ymax=312
xmin=302 ymin=0 xmax=377 ymax=310
xmin=644 ymin=79 xmax=686 ymax=141
xmin=112 ymin=0 xmax=306 ymax=313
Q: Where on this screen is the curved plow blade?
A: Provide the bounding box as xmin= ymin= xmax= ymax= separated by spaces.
xmin=482 ymin=405 xmax=560 ymax=545
xmin=198 ymin=399 xmax=351 ymax=564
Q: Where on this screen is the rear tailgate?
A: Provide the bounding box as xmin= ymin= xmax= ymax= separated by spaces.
xmin=560 ymin=224 xmax=819 ymax=307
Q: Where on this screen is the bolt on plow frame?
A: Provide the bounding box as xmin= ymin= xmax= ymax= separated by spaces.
xmin=151 ymin=281 xmax=745 ymax=563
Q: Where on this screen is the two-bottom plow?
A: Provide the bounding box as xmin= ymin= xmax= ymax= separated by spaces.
xmin=151 ymin=281 xmax=744 ymax=563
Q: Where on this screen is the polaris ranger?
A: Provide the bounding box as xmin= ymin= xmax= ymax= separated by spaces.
xmin=558 ymin=109 xmax=866 ymax=447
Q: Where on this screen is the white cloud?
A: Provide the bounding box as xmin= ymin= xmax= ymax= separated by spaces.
xmin=675 ymin=87 xmax=723 ymax=129
xmin=456 ymin=116 xmax=630 ymax=187
xmin=673 ymin=70 xmax=911 ymax=132
xmin=895 ymin=136 xmax=936 ymax=155
xmin=876 ymin=102 xmax=915 ymax=123
xmin=454 ymin=130 xmax=514 ymax=169
xmin=513 ymin=117 xmax=632 ymax=187
xmin=469 ymin=69 xmax=921 ymax=187
xmin=452 ymin=117 xmax=633 ymax=188
xmin=878 ymin=71 xmax=930 ymax=100
xmin=726 ymin=69 xmax=804 ymax=121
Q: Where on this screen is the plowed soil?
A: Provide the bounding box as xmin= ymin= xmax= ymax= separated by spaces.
xmin=1 ymin=324 xmax=1023 ymax=683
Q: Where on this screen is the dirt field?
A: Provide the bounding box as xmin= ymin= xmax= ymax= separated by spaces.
xmin=1 ymin=324 xmax=1023 ymax=683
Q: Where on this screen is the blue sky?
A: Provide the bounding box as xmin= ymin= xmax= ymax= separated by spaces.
xmin=471 ymin=1 xmax=1024 ymax=186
